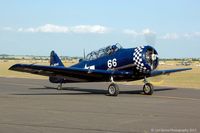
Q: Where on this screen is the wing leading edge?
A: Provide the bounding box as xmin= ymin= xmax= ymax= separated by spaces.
xmin=149 ymin=68 xmax=192 ymax=77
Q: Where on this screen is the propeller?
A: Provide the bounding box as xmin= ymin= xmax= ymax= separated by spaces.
xmin=143 ymin=31 xmax=168 ymax=86
xmin=145 ymin=49 xmax=158 ymax=70
xmin=144 ymin=30 xmax=158 ymax=70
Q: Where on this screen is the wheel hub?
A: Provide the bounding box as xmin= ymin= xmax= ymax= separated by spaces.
xmin=109 ymin=86 xmax=115 ymax=94
xmin=144 ymin=85 xmax=150 ymax=93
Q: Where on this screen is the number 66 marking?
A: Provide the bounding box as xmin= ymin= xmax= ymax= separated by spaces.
xmin=107 ymin=58 xmax=117 ymax=68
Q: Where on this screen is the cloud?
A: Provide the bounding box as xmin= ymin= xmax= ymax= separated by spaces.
xmin=123 ymin=28 xmax=157 ymax=44
xmin=123 ymin=28 xmax=156 ymax=36
xmin=4 ymin=24 xmax=200 ymax=40
xmin=72 ymin=25 xmax=108 ymax=33
xmin=187 ymin=32 xmax=200 ymax=38
xmin=2 ymin=27 xmax=13 ymax=31
xmin=142 ymin=29 xmax=156 ymax=44
xmin=142 ymin=28 xmax=156 ymax=35
xmin=160 ymin=33 xmax=179 ymax=40
xmin=161 ymin=32 xmax=200 ymax=40
xmin=123 ymin=29 xmax=200 ymax=40
xmin=17 ymin=24 xmax=70 ymax=33
xmin=17 ymin=24 xmax=109 ymax=34
xmin=194 ymin=32 xmax=200 ymax=37
xmin=183 ymin=33 xmax=193 ymax=39
xmin=123 ymin=29 xmax=139 ymax=36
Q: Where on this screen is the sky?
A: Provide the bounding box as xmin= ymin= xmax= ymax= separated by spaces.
xmin=0 ymin=0 xmax=200 ymax=58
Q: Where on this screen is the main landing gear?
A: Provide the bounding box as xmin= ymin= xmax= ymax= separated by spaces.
xmin=107 ymin=83 xmax=119 ymax=96
xmin=56 ymin=77 xmax=154 ymax=96
xmin=107 ymin=76 xmax=154 ymax=96
xmin=107 ymin=76 xmax=119 ymax=96
xmin=143 ymin=77 xmax=154 ymax=95
xmin=57 ymin=83 xmax=62 ymax=90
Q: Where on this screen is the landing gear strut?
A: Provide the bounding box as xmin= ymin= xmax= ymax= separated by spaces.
xmin=143 ymin=77 xmax=154 ymax=95
xmin=57 ymin=83 xmax=62 ymax=90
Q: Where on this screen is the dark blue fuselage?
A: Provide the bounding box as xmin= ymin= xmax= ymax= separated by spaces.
xmin=72 ymin=48 xmax=134 ymax=71
xmin=50 ymin=45 xmax=159 ymax=83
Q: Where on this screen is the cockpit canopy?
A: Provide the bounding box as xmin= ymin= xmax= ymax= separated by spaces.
xmin=86 ymin=43 xmax=122 ymax=61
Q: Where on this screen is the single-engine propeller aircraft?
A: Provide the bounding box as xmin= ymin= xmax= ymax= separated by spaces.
xmin=9 ymin=43 xmax=192 ymax=96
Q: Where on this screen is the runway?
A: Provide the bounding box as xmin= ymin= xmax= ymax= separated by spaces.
xmin=0 ymin=77 xmax=199 ymax=133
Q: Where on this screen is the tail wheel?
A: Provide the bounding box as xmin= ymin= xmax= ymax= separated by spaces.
xmin=143 ymin=83 xmax=154 ymax=95
xmin=108 ymin=83 xmax=119 ymax=96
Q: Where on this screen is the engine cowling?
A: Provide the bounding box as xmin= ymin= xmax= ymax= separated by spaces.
xmin=133 ymin=45 xmax=159 ymax=73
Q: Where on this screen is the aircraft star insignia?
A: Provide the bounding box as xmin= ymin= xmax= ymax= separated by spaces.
xmin=84 ymin=64 xmax=95 ymax=70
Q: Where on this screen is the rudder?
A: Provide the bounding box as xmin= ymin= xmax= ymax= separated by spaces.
xmin=50 ymin=50 xmax=64 ymax=66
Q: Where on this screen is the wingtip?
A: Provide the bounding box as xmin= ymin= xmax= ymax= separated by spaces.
xmin=8 ymin=64 xmax=16 ymax=70
xmin=186 ymin=68 xmax=192 ymax=70
xmin=8 ymin=64 xmax=21 ymax=71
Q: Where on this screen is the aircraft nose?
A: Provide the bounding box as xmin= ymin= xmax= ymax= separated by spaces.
xmin=133 ymin=45 xmax=159 ymax=73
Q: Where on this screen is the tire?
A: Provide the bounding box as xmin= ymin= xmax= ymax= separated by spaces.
xmin=108 ymin=83 xmax=119 ymax=96
xmin=57 ymin=84 xmax=62 ymax=90
xmin=143 ymin=83 xmax=154 ymax=95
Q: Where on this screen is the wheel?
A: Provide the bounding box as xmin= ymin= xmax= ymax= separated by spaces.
xmin=57 ymin=84 xmax=62 ymax=90
xmin=108 ymin=83 xmax=119 ymax=96
xmin=143 ymin=83 xmax=154 ymax=95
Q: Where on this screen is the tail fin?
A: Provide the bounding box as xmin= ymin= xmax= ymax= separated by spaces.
xmin=50 ymin=51 xmax=64 ymax=66
xmin=49 ymin=51 xmax=64 ymax=83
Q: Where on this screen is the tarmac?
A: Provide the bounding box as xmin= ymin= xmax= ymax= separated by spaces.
xmin=0 ymin=77 xmax=199 ymax=133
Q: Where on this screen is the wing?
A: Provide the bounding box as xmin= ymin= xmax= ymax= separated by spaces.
xmin=9 ymin=64 xmax=192 ymax=82
xmin=149 ymin=68 xmax=192 ymax=77
xmin=9 ymin=64 xmax=132 ymax=82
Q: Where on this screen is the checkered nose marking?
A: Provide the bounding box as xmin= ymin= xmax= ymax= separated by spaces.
xmin=133 ymin=46 xmax=149 ymax=73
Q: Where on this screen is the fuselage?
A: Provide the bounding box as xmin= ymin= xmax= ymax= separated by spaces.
xmin=72 ymin=46 xmax=158 ymax=71
xmin=50 ymin=45 xmax=159 ymax=83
